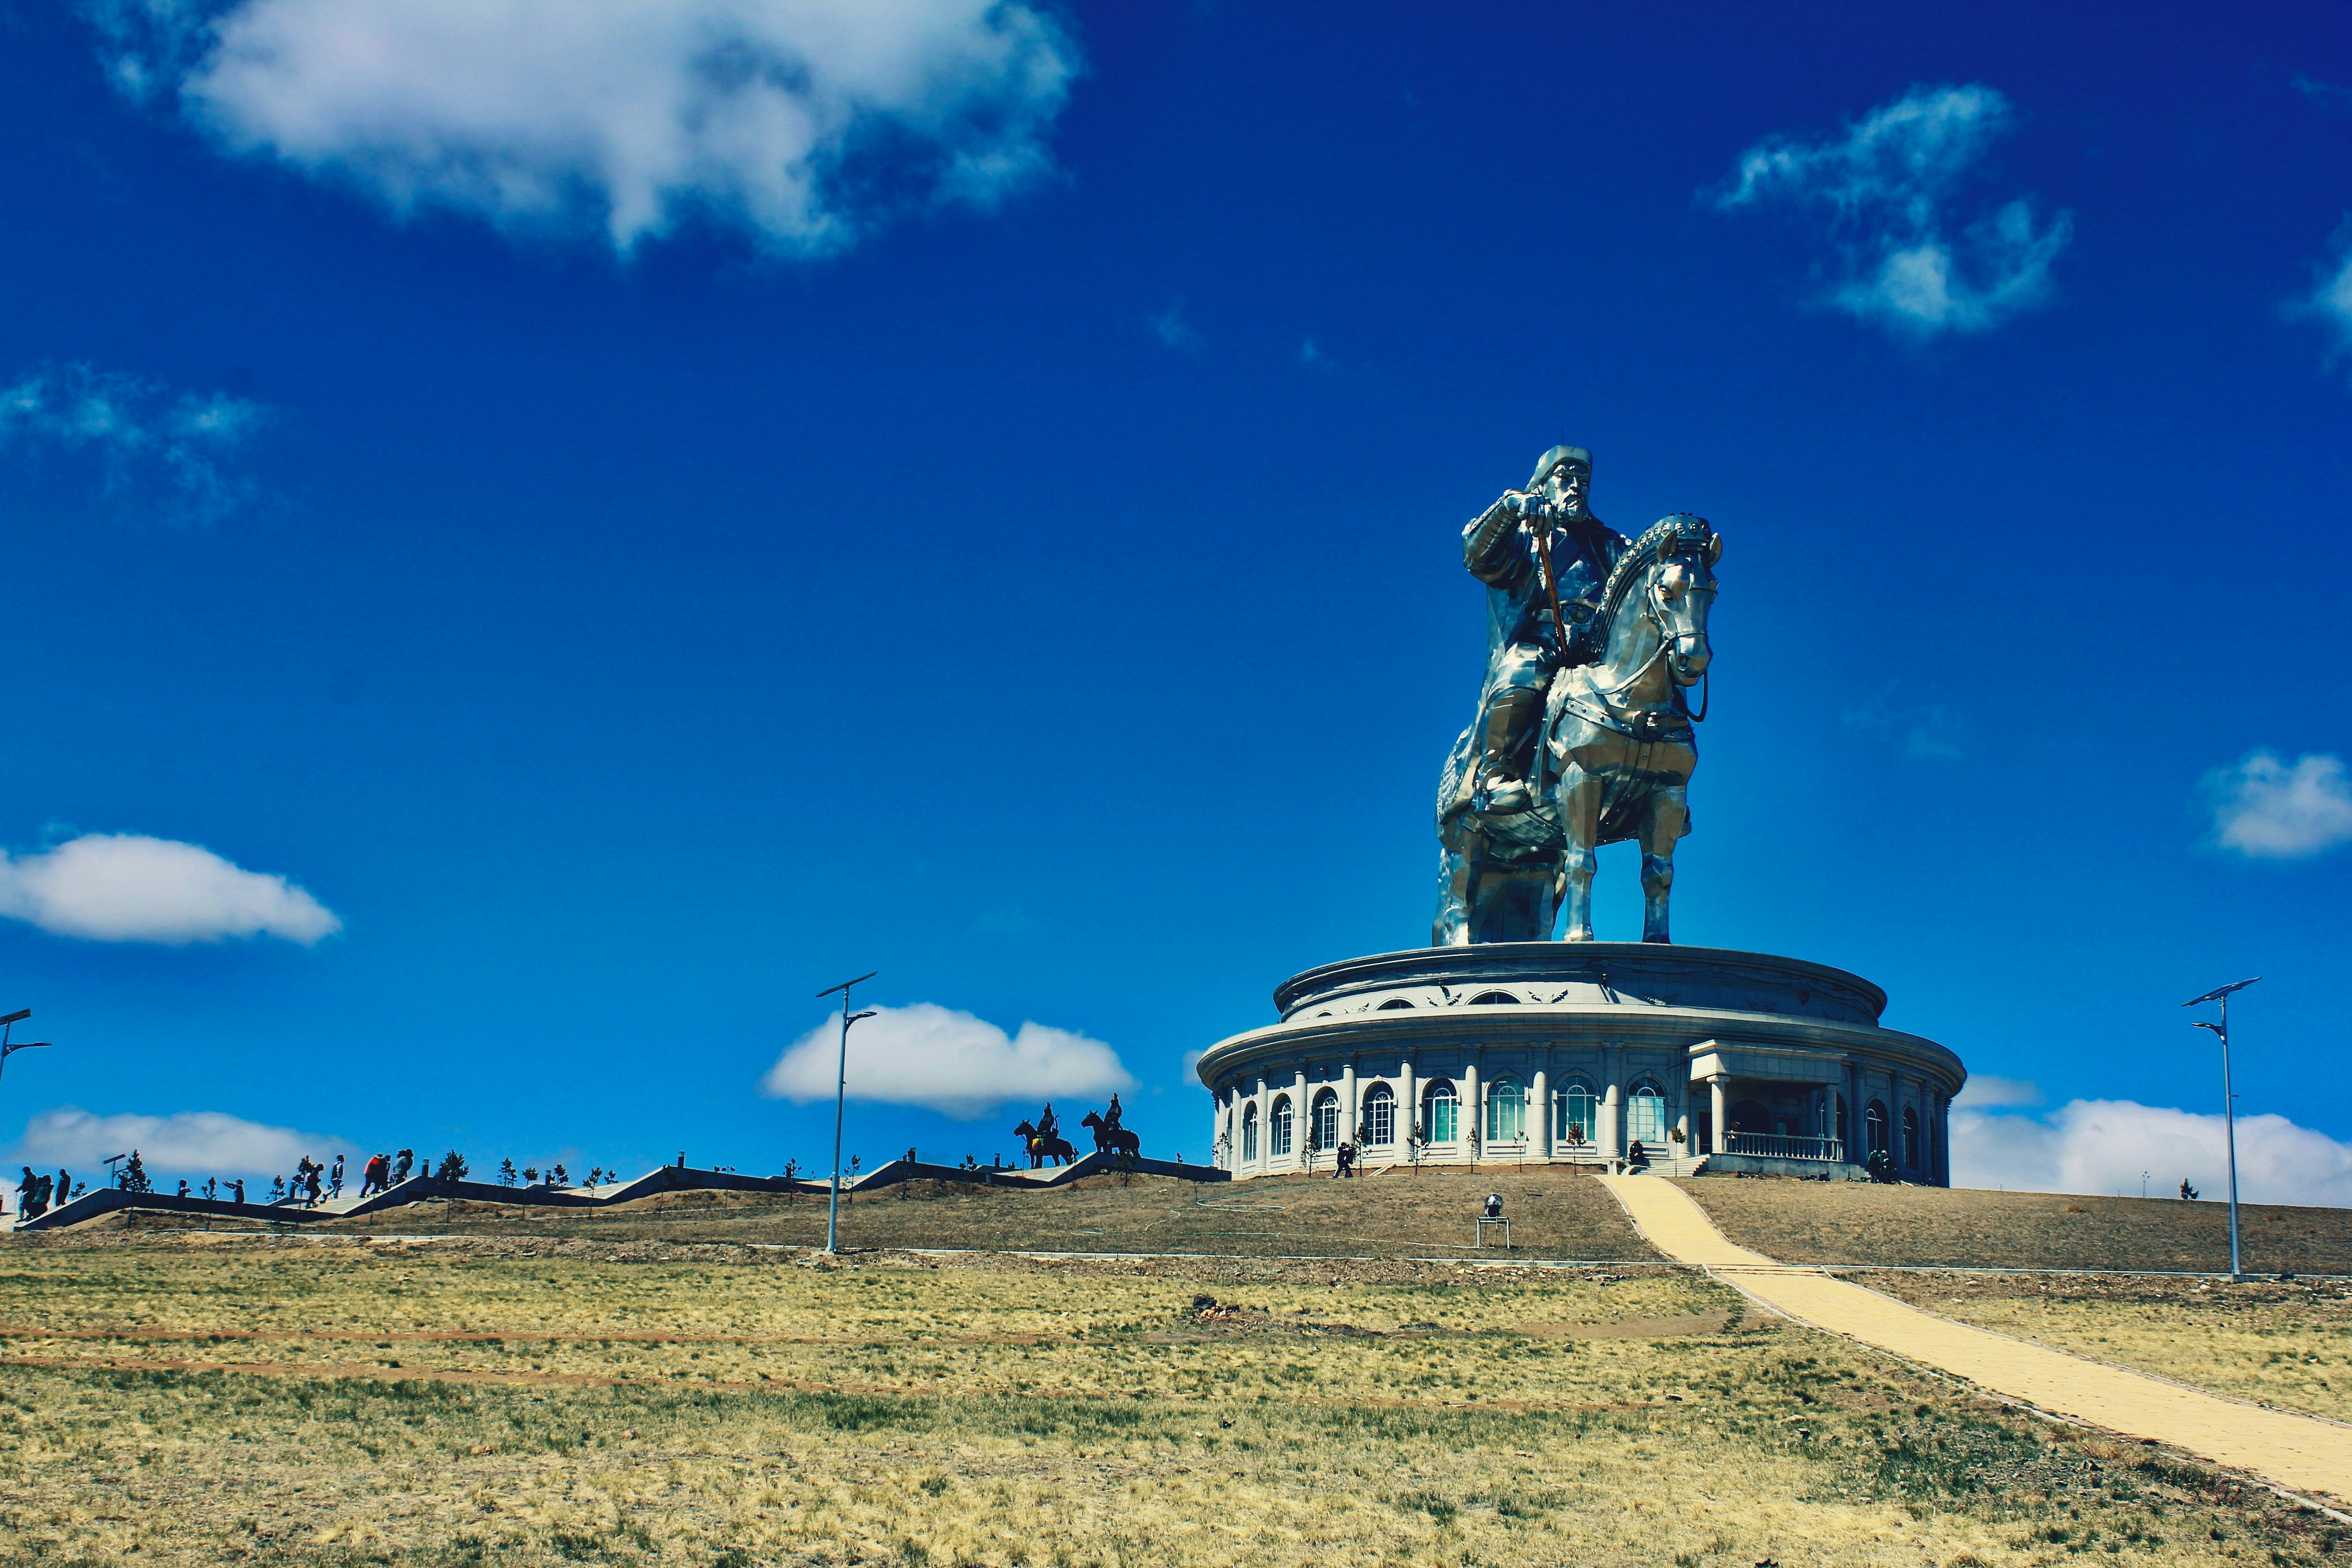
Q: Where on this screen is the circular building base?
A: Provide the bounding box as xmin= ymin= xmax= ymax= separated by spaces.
xmin=1195 ymin=943 xmax=1964 ymax=1184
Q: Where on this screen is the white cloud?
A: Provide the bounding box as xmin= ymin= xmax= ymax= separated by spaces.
xmin=1952 ymin=1074 xmax=2042 ymax=1108
xmin=1714 ymin=84 xmax=2072 ymax=338
xmin=1953 ymin=1099 xmax=2352 ymax=1207
xmin=2287 ymin=226 xmax=2352 ymax=368
xmin=760 ymin=1002 xmax=1132 ymax=1120
xmin=85 ymin=0 xmax=1078 ymax=256
xmin=1149 ymin=302 xmax=1201 ymax=354
xmin=1840 ymin=684 xmax=1968 ymax=761
xmin=6 ymin=1106 xmax=343 ymax=1178
xmin=0 ymin=833 xmax=340 ymax=945
xmin=0 ymin=363 xmax=269 ymax=521
xmin=2203 ymin=750 xmax=2352 ymax=859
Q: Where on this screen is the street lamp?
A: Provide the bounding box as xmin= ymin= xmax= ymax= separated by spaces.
xmin=0 ymin=1008 xmax=51 ymax=1095
xmin=813 ymin=971 xmax=877 ymax=1255
xmin=2183 ymin=976 xmax=2259 ymax=1282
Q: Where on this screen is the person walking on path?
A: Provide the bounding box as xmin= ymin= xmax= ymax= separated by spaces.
xmin=358 ymin=1152 xmax=388 ymax=1198
xmin=392 ymin=1149 xmax=414 ymax=1185
xmin=304 ymin=1160 xmax=323 ymax=1207
xmin=14 ymin=1167 xmax=36 ymax=1219
xmin=329 ymin=1155 xmax=344 ymax=1199
xmin=57 ymin=1168 xmax=73 ymax=1205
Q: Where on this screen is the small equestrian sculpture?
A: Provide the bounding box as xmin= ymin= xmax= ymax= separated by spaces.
xmin=1544 ymin=512 xmax=1717 ymax=942
xmin=1080 ymin=1110 xmax=1140 ymax=1158
xmin=1013 ymin=1119 xmax=1076 ymax=1168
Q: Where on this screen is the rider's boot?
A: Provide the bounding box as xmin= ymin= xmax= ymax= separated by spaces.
xmin=1474 ymin=687 xmax=1543 ymax=811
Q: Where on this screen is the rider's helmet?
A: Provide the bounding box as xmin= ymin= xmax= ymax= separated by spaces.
xmin=1529 ymin=445 xmax=1592 ymax=488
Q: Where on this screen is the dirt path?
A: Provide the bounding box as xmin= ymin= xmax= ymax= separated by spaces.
xmin=1598 ymin=1175 xmax=2352 ymax=1508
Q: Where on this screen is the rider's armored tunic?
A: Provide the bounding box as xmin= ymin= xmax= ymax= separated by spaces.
xmin=1461 ymin=505 xmax=1626 ymax=725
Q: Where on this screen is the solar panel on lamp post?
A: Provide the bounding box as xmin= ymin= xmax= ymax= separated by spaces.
xmin=2183 ymin=977 xmax=2259 ymax=1283
xmin=813 ymin=972 xmax=877 ymax=1256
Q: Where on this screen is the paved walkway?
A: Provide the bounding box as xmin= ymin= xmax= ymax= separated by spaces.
xmin=1599 ymin=1175 xmax=2352 ymax=1507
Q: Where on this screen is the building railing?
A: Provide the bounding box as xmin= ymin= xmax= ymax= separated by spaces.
xmin=1724 ymin=1132 xmax=1844 ymax=1162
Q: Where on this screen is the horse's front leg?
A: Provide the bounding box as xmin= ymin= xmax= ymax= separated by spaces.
xmin=1638 ymin=783 xmax=1689 ymax=943
xmin=1552 ymin=763 xmax=1602 ymax=941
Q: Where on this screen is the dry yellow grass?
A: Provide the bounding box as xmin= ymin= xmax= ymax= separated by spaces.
xmin=1864 ymin=1272 xmax=2352 ymax=1426
xmin=1675 ymin=1178 xmax=2352 ymax=1275
xmin=3 ymin=1236 xmax=2349 ymax=1567
xmin=313 ymin=1168 xmax=1662 ymax=1262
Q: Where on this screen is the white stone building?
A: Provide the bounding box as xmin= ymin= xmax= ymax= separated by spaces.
xmin=1196 ymin=943 xmax=1963 ymax=1182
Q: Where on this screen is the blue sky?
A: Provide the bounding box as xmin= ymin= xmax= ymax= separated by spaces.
xmin=1 ymin=2 xmax=2348 ymax=1203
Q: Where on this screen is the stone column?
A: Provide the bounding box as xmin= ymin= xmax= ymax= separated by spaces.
xmin=1294 ymin=1065 xmax=1309 ymax=1172
xmin=1842 ymin=1061 xmax=1859 ymax=1159
xmin=1602 ymin=1044 xmax=1623 ymax=1157
xmin=1936 ymin=1091 xmax=1951 ymax=1186
xmin=1399 ymin=1056 xmax=1417 ymax=1152
xmin=1460 ymin=1060 xmax=1480 ymax=1162
xmin=1342 ymin=1061 xmax=1358 ymax=1146
xmin=1532 ymin=1067 xmax=1551 ymax=1160
xmin=1254 ymin=1073 xmax=1271 ymax=1176
xmin=1710 ymin=1076 xmax=1729 ymax=1156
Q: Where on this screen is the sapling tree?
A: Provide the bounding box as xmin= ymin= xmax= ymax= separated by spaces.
xmin=498 ymin=1159 xmax=518 ymax=1187
xmin=436 ymin=1151 xmax=469 ymax=1182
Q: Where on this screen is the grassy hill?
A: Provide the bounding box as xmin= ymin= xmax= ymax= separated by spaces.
xmin=287 ymin=1167 xmax=2352 ymax=1275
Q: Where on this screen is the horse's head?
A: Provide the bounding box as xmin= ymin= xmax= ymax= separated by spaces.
xmin=1079 ymin=1112 xmax=1102 ymax=1128
xmin=1014 ymin=1120 xmax=1037 ymax=1138
xmin=1642 ymin=513 xmax=1720 ymax=687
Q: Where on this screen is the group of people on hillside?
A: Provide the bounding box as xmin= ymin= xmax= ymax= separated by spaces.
xmin=4 ymin=1146 xmax=432 ymax=1223
xmin=278 ymin=1149 xmax=418 ymax=1207
xmin=13 ymin=1166 xmax=78 ymax=1219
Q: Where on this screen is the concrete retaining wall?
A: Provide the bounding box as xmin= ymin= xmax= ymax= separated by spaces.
xmin=11 ymin=1150 xmax=1224 ymax=1232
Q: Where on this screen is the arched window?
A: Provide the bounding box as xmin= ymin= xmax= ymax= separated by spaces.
xmin=1555 ymin=1079 xmax=1598 ymax=1147
xmin=1469 ymin=991 xmax=1519 ymax=1005
xmin=1627 ymin=1078 xmax=1668 ymax=1147
xmin=1311 ymin=1089 xmax=1340 ymax=1153
xmin=1866 ymin=1100 xmax=1889 ymax=1156
xmin=1902 ymin=1107 xmax=1920 ymax=1169
xmin=1486 ymin=1077 xmax=1526 ymax=1142
xmin=1271 ymin=1096 xmax=1294 ymax=1157
xmin=1241 ymin=1102 xmax=1260 ymax=1164
xmin=1377 ymin=998 xmax=1416 ymax=1010
xmin=1423 ymin=1080 xmax=1459 ymax=1143
xmin=1361 ymin=1083 xmax=1396 ymax=1147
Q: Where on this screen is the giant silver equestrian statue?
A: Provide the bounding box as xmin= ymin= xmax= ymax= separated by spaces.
xmin=1435 ymin=445 xmax=1719 ymax=946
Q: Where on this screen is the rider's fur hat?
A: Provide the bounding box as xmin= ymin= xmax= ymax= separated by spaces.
xmin=1530 ymin=445 xmax=1592 ymax=488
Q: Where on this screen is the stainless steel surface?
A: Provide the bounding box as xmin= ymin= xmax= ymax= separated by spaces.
xmin=1436 ymin=446 xmax=1720 ymax=945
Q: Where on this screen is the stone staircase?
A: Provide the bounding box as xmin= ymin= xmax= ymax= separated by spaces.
xmin=1624 ymin=1153 xmax=1710 ymax=1178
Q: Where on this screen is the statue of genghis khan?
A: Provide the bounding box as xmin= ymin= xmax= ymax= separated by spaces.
xmin=1435 ymin=444 xmax=1720 ymax=947
xmin=1461 ymin=446 xmax=1624 ymax=813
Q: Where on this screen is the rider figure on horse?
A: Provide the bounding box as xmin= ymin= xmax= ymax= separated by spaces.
xmin=1035 ymin=1102 xmax=1059 ymax=1144
xmin=1460 ymin=445 xmax=1627 ymax=811
xmin=1100 ymin=1094 xmax=1123 ymax=1134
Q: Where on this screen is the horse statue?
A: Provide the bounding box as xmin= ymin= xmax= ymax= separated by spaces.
xmin=1434 ymin=513 xmax=1719 ymax=944
xmin=1013 ymin=1119 xmax=1076 ymax=1169
xmin=1080 ymin=1111 xmax=1140 ymax=1158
